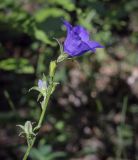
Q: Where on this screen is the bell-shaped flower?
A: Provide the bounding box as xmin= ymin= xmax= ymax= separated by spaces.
xmin=63 ymin=20 xmax=104 ymax=57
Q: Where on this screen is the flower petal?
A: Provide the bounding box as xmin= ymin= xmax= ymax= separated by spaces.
xmin=73 ymin=26 xmax=89 ymax=41
xmin=87 ymin=41 xmax=104 ymax=49
xmin=63 ymin=20 xmax=104 ymax=57
xmin=38 ymin=80 xmax=43 ymax=89
xmin=64 ymin=40 xmax=91 ymax=56
xmin=64 ymin=33 xmax=81 ymax=56
xmin=64 ymin=26 xmax=91 ymax=56
xmin=63 ymin=20 xmax=72 ymax=34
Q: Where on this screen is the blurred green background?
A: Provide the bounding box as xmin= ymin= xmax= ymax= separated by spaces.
xmin=0 ymin=0 xmax=138 ymax=160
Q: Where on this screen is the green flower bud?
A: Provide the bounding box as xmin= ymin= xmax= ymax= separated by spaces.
xmin=49 ymin=60 xmax=56 ymax=77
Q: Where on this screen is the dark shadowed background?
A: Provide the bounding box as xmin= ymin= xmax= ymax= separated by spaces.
xmin=0 ymin=0 xmax=138 ymax=160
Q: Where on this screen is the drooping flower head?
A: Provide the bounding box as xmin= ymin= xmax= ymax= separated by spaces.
xmin=63 ymin=20 xmax=104 ymax=57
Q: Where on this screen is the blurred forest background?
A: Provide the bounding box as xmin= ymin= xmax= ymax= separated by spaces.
xmin=0 ymin=0 xmax=138 ymax=160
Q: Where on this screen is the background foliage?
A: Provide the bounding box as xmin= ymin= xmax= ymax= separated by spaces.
xmin=0 ymin=0 xmax=138 ymax=160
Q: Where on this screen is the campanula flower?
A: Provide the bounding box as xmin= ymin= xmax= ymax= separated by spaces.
xmin=38 ymin=80 xmax=47 ymax=90
xmin=63 ymin=20 xmax=104 ymax=57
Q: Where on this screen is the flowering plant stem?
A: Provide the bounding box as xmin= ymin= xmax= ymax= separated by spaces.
xmin=18 ymin=20 xmax=104 ymax=160
xmin=22 ymin=65 xmax=57 ymax=160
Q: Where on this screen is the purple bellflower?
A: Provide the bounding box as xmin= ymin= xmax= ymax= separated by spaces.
xmin=63 ymin=20 xmax=104 ymax=57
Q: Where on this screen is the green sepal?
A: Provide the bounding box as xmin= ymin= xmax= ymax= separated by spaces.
xmin=17 ymin=121 xmax=36 ymax=139
xmin=18 ymin=131 xmax=25 ymax=137
xmin=24 ymin=121 xmax=36 ymax=137
xmin=29 ymin=86 xmax=46 ymax=97
xmin=24 ymin=121 xmax=33 ymax=135
xmin=53 ymin=37 xmax=68 ymax=63
xmin=57 ymin=53 xmax=68 ymax=63
xmin=29 ymin=86 xmax=41 ymax=93
xmin=42 ymin=73 xmax=47 ymax=81
xmin=53 ymin=37 xmax=63 ymax=55
xmin=16 ymin=124 xmax=25 ymax=131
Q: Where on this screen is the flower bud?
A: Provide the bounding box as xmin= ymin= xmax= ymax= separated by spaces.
xmin=49 ymin=60 xmax=56 ymax=77
xmin=24 ymin=121 xmax=33 ymax=135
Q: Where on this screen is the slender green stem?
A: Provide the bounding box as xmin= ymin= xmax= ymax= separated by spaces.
xmin=23 ymin=138 xmax=35 ymax=160
xmin=22 ymin=64 xmax=57 ymax=160
xmin=22 ymin=86 xmax=52 ymax=160
xmin=38 ymin=92 xmax=51 ymax=127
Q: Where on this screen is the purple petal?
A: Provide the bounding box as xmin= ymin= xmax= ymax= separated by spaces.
xmin=38 ymin=80 xmax=43 ymax=89
xmin=73 ymin=26 xmax=89 ymax=41
xmin=87 ymin=41 xmax=104 ymax=49
xmin=64 ymin=25 xmax=91 ymax=56
xmin=63 ymin=20 xmax=72 ymax=34
xmin=63 ymin=20 xmax=104 ymax=57
xmin=64 ymin=41 xmax=91 ymax=56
